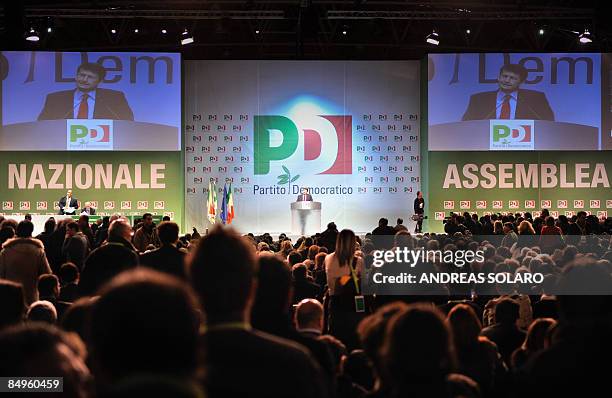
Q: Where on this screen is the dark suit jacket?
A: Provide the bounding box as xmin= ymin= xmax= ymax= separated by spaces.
xmin=38 ymin=88 xmax=134 ymax=121
xmin=462 ymin=89 xmax=554 ymax=121
xmin=58 ymin=197 xmax=79 ymax=214
xmin=201 ymin=328 xmax=327 ymax=398
xmin=139 ymin=245 xmax=187 ymax=280
xmin=297 ymin=194 xmax=313 ymax=202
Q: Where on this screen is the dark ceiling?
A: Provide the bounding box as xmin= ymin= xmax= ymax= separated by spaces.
xmin=0 ymin=1 xmax=609 ymax=59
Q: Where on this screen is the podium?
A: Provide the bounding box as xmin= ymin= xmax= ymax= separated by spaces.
xmin=0 ymin=120 xmax=179 ymax=151
xmin=291 ymin=201 xmax=321 ymax=236
xmin=429 ymin=120 xmax=599 ymax=151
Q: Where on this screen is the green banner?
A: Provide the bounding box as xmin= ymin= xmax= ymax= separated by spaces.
xmin=0 ymin=151 xmax=182 ymax=222
xmin=428 ymin=151 xmax=611 ymax=232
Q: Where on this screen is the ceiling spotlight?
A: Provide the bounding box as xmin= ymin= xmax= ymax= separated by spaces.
xmin=426 ymin=30 xmax=440 ymax=46
xmin=47 ymin=27 xmax=52 ymax=33
xmin=111 ymin=28 xmax=117 ymax=34
xmin=255 ymin=29 xmax=260 ymax=34
xmin=466 ymin=29 xmax=471 ymax=35
xmin=538 ymin=28 xmax=545 ymax=35
xmin=162 ymin=29 xmax=167 ymax=34
xmin=25 ymin=28 xmax=40 ymax=42
xmin=181 ymin=29 xmax=194 ymax=45
xmin=134 ymin=28 xmax=139 ymax=33
xmin=579 ymin=29 xmax=592 ymax=44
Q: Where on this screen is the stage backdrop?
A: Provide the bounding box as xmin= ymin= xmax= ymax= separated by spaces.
xmin=426 ymin=53 xmax=611 ymax=232
xmin=0 ymin=51 xmax=182 ymax=222
xmin=184 ymin=61 xmax=420 ymax=234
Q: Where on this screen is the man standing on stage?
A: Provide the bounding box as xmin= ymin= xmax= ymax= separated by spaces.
xmin=58 ymin=190 xmax=79 ymax=215
xmin=413 ymin=191 xmax=425 ymax=233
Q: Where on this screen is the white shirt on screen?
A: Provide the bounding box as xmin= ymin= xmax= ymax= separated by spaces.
xmin=73 ymin=89 xmax=96 ymax=119
xmin=496 ymin=90 xmax=518 ymax=119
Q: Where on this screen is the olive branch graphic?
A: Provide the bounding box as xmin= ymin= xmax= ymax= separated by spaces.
xmin=277 ymin=165 xmax=300 ymax=193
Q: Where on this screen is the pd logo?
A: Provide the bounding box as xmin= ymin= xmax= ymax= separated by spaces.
xmin=67 ymin=119 xmax=113 ymax=150
xmin=154 ymin=201 xmax=165 ymax=210
xmin=574 ymin=199 xmax=584 ymax=209
xmin=525 ymin=200 xmax=536 ymax=209
xmin=435 ymin=212 xmax=445 ymax=221
xmin=557 ymin=200 xmax=568 ymax=209
xmin=137 ymin=201 xmax=149 ymax=210
xmin=541 ymin=200 xmax=552 ymax=209
xmin=492 ymin=200 xmax=503 ymax=209
xmin=476 ymin=200 xmax=487 ymax=209
xmin=254 ymin=115 xmax=352 ymax=175
xmin=19 ymin=201 xmax=30 ymax=211
xmin=589 ymin=200 xmax=600 ymax=208
xmin=490 ymin=120 xmax=534 ymax=150
xmin=2 ymin=201 xmax=13 ymax=210
xmin=509 ymin=200 xmax=519 ymax=209
xmin=460 ymin=200 xmax=471 ymax=209
xmin=36 ymin=201 xmax=48 ymax=211
xmin=121 ymin=201 xmax=132 ymax=210
xmin=104 ymin=201 xmax=115 ymax=210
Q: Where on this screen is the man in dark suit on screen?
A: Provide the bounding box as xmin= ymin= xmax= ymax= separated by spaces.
xmin=462 ymin=64 xmax=554 ymax=121
xmin=297 ymin=187 xmax=313 ymax=202
xmin=38 ymin=62 xmax=134 ymax=121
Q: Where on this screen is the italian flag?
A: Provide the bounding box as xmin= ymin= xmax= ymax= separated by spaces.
xmin=207 ymin=180 xmax=217 ymax=224
xmin=226 ymin=182 xmax=235 ymax=224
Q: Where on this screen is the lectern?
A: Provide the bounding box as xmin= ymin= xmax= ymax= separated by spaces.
xmin=291 ymin=201 xmax=321 ymax=236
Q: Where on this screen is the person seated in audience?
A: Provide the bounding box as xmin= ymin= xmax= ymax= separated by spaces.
xmin=60 ymin=297 xmax=98 ymax=343
xmin=340 ymin=349 xmax=375 ymax=393
xmin=0 ymin=220 xmax=52 ymax=305
xmin=139 ymin=221 xmax=187 ymax=280
xmin=0 ymin=280 xmax=26 ymax=330
xmin=189 ymin=227 xmax=328 ymax=398
xmin=58 ymin=262 xmax=80 ymax=303
xmin=481 ymin=298 xmax=526 ymax=367
xmin=511 ymin=317 xmax=556 ymax=370
xmin=37 ymin=274 xmax=71 ymax=321
xmin=522 ymin=257 xmax=612 ymax=396
xmin=62 ymin=221 xmax=89 ymax=271
xmin=447 ymin=303 xmax=507 ymax=397
xmin=88 ymin=269 xmax=202 ymax=396
xmin=0 ymin=323 xmax=91 ymax=397
xmin=532 ymin=274 xmax=559 ymax=320
xmin=292 ymin=263 xmax=321 ymax=304
xmin=381 ymin=303 xmax=480 ymax=398
xmin=79 ymin=218 xmax=138 ymax=297
xmin=26 ymin=300 xmax=57 ymax=324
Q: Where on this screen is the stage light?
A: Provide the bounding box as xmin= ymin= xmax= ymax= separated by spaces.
xmin=111 ymin=28 xmax=117 ymax=34
xmin=47 ymin=27 xmax=52 ymax=33
xmin=134 ymin=28 xmax=139 ymax=33
xmin=579 ymin=29 xmax=592 ymax=44
xmin=538 ymin=28 xmax=545 ymax=35
xmin=466 ymin=29 xmax=471 ymax=35
xmin=181 ymin=29 xmax=194 ymax=45
xmin=426 ymin=30 xmax=439 ymax=45
xmin=25 ymin=28 xmax=40 ymax=42
xmin=255 ymin=29 xmax=260 ymax=34
xmin=162 ymin=29 xmax=167 ymax=34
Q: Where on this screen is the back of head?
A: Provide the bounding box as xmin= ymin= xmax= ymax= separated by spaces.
xmin=59 ymin=262 xmax=80 ymax=285
xmin=287 ymin=250 xmax=302 ymax=266
xmin=189 ymin=226 xmax=256 ymax=323
xmin=108 ymin=219 xmax=132 ymax=242
xmin=295 ymin=298 xmax=323 ymax=330
xmin=0 ymin=280 xmax=26 ymax=329
xmin=335 ymin=229 xmax=356 ymax=265
xmin=16 ymin=220 xmax=34 ymax=238
xmin=545 ymin=216 xmax=555 ymax=227
xmin=0 ymin=323 xmax=89 ymax=395
xmin=343 ymin=349 xmax=375 ymax=391
xmin=89 ymin=269 xmax=200 ymax=382
xmin=38 ymin=274 xmax=60 ymax=298
xmin=157 ymin=221 xmax=179 ymax=245
xmin=494 ymin=298 xmax=520 ymax=324
xmin=378 ymin=218 xmax=388 ymax=227
xmin=524 ymin=318 xmax=556 ymax=352
xmin=447 ymin=304 xmax=482 ymax=347
xmin=292 ymin=263 xmax=308 ymax=281
xmin=27 ymin=300 xmax=57 ymax=324
xmin=44 ymin=218 xmax=56 ymax=234
xmin=382 ymin=304 xmax=453 ymax=383
xmin=252 ymin=254 xmax=292 ymax=322
xmin=357 ymin=302 xmax=408 ymax=372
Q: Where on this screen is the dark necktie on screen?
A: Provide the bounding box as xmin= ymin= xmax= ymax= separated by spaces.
xmin=77 ymin=93 xmax=89 ymax=119
xmin=500 ymin=95 xmax=511 ymax=119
